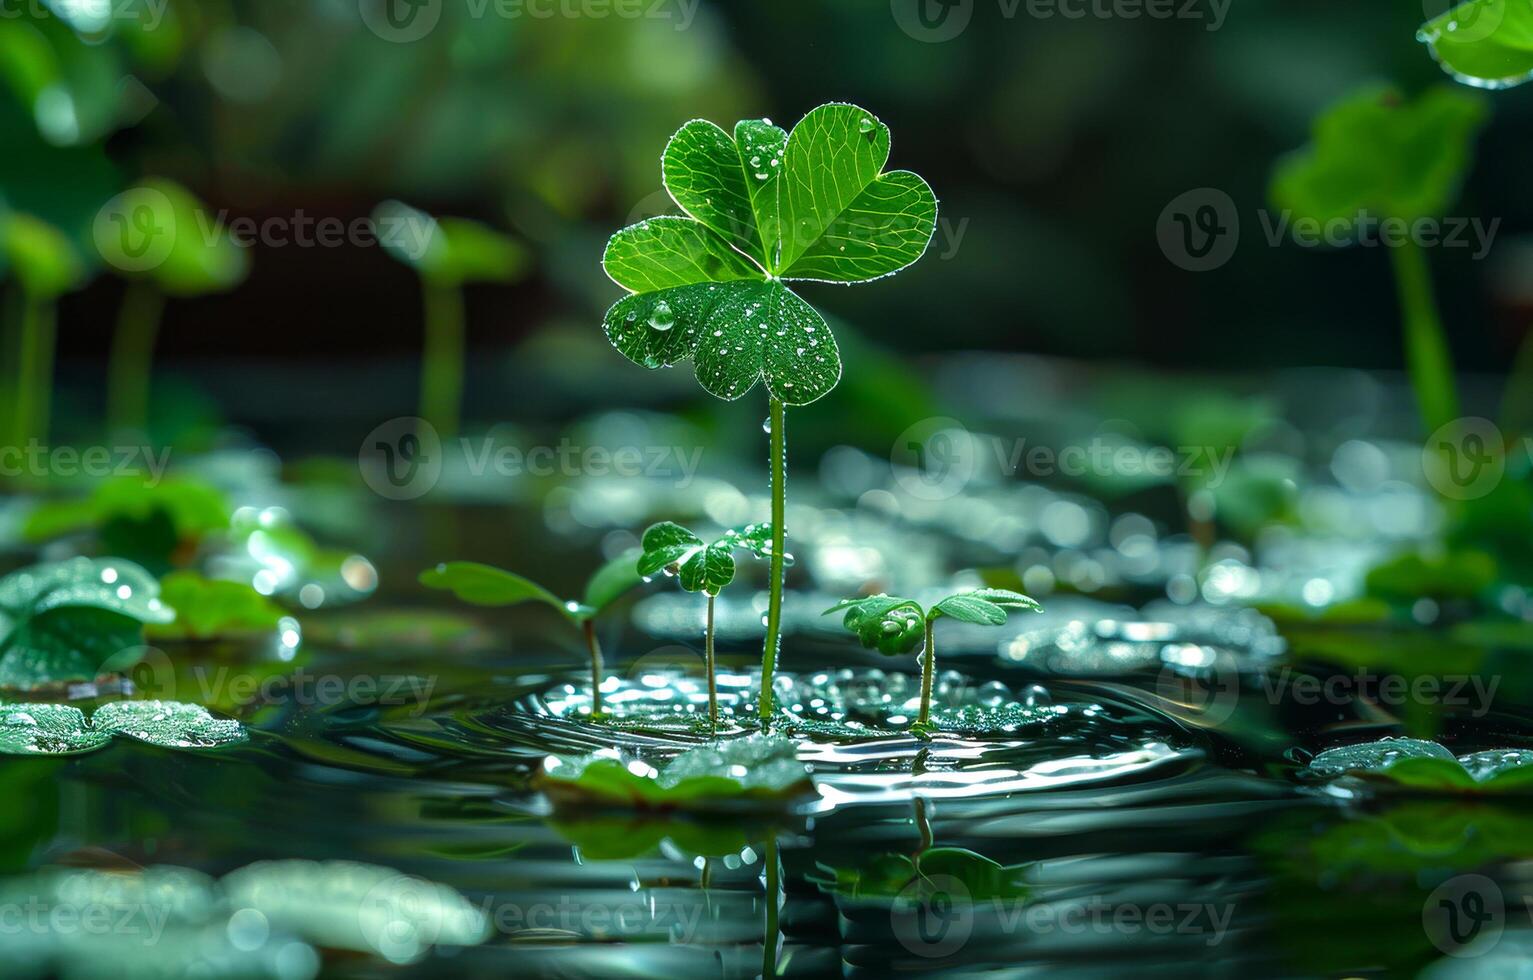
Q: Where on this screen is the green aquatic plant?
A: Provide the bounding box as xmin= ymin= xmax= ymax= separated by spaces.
xmin=97 ymin=179 xmax=249 ymax=439
xmin=537 ymin=734 xmax=813 ymax=813
xmin=420 ymin=551 xmax=643 ymax=715
xmin=1419 ymin=0 xmax=1533 ymax=89
xmin=1307 ymin=737 xmax=1533 ymax=795
xmin=603 ymin=103 xmax=937 ymax=729
xmin=825 ymin=589 xmax=1040 ymax=735
xmin=0 ymin=557 xmax=173 ymax=690
xmin=375 ymin=201 xmax=529 ymax=441
xmin=144 ymin=571 xmax=285 ymax=642
xmin=1271 ymin=85 xmax=1487 ymax=436
xmin=1 ymin=210 xmax=85 ymax=460
xmin=24 ymin=475 xmax=230 ymax=573
xmin=637 ymin=520 xmax=773 ymax=733
xmin=0 ymin=700 xmax=247 ymax=755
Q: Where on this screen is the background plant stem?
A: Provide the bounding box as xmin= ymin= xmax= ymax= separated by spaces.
xmin=420 ymin=281 xmax=465 ymax=440
xmin=1390 ymin=239 xmax=1459 ymax=436
xmin=12 ymin=292 xmax=52 ymax=456
xmin=705 ymin=592 xmax=717 ymax=734
xmin=758 ymin=397 xmax=786 ymax=731
xmin=918 ymin=618 xmax=936 ymax=726
xmin=762 ymin=834 xmax=781 ymax=979
xmin=107 ymin=280 xmax=167 ymax=439
xmin=582 ymin=619 xmax=603 ymax=716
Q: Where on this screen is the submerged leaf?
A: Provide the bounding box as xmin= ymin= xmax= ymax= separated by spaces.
xmin=538 ymin=734 xmax=813 ymax=812
xmin=0 ymin=558 xmax=174 ymax=689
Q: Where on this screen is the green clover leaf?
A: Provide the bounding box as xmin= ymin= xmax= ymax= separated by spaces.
xmin=637 ymin=521 xmax=776 ymax=598
xmin=1270 ymin=86 xmax=1486 ymax=227
xmin=603 ymin=103 xmax=937 ymax=406
xmin=1419 ymin=0 xmax=1533 ymax=90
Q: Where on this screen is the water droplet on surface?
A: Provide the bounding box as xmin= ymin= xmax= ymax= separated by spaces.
xmin=648 ymin=300 xmax=675 ymax=332
xmin=762 ymin=416 xmax=772 ymax=433
xmin=858 ymin=117 xmax=875 ymax=134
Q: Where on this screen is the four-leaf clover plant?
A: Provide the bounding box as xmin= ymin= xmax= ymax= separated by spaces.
xmin=603 ymin=103 xmax=937 ymax=728
xmin=825 ymin=589 xmax=1040 ymax=736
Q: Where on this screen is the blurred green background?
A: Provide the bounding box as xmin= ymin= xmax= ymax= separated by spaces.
xmin=1 ymin=0 xmax=1526 ymax=451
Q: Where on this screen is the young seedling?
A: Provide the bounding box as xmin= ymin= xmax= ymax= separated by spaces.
xmin=824 ymin=589 xmax=1040 ymax=736
xmin=1419 ymin=0 xmax=1533 ymax=89
xmin=420 ymin=551 xmax=643 ymax=716
xmin=602 ymin=104 xmax=937 ymax=729
xmin=1 ymin=210 xmax=85 ymax=462
xmin=375 ymin=201 xmax=529 ymax=441
xmin=1271 ymin=85 xmax=1486 ymax=436
xmin=636 ymin=520 xmax=773 ymax=733
xmin=97 ymin=179 xmax=248 ymax=439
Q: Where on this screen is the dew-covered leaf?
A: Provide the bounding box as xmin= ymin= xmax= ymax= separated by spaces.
xmin=603 ymin=215 xmax=760 ymax=292
xmin=1307 ymin=737 xmax=1456 ymax=777
xmin=932 ymin=594 xmax=1008 ymax=626
xmin=419 ymin=562 xmax=566 ymax=612
xmin=637 ymin=521 xmax=705 ymax=575
xmin=0 ymin=558 xmax=174 ymax=689
xmin=662 ymin=120 xmax=773 ymax=268
xmin=965 ymin=588 xmax=1044 ymax=612
xmin=1270 ymin=85 xmax=1486 ymax=226
xmin=0 ymin=704 xmax=112 ymax=755
xmin=826 ymin=594 xmax=926 ymax=655
xmin=692 ymin=278 xmax=841 ymax=404
xmin=725 ymin=521 xmax=775 ymax=559
xmin=92 ymin=700 xmax=248 ymax=749
xmin=538 ymin=734 xmax=813 ymax=812
xmin=775 ymin=104 xmax=936 ymax=282
xmin=1419 ymin=0 xmax=1533 ymax=89
xmin=678 ymin=540 xmax=736 ymax=596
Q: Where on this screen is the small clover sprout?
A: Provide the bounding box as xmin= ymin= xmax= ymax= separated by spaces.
xmin=100 ymin=179 xmax=249 ymax=439
xmin=637 ymin=520 xmax=774 ymax=733
xmin=1270 ymin=85 xmax=1487 ymax=435
xmin=825 ymin=589 xmax=1040 ymax=736
xmin=376 ymin=200 xmax=529 ymax=441
xmin=420 ymin=551 xmax=642 ymax=716
xmin=603 ymin=104 xmax=937 ymax=729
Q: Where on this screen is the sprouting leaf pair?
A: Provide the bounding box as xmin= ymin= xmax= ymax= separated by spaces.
xmin=636 ymin=521 xmax=774 ymax=597
xmin=603 ymin=103 xmax=938 ymax=406
xmin=826 ymin=589 xmax=1041 ymax=656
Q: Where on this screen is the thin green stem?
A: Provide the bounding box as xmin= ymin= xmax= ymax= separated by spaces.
xmin=12 ymin=292 xmax=52 ymax=456
xmin=914 ymin=797 xmax=934 ymax=855
xmin=1390 ymin=239 xmax=1459 ymax=436
xmin=420 ymin=281 xmax=465 ymax=441
xmin=762 ymin=835 xmax=781 ymax=979
xmin=582 ymin=619 xmax=604 ymax=717
xmin=107 ymin=280 xmax=166 ymax=440
xmin=1502 ymin=323 xmax=1533 ymax=442
xmin=917 ymin=617 xmax=936 ymax=727
xmin=759 ymin=397 xmax=786 ymax=732
xmin=705 ymin=592 xmax=718 ymax=735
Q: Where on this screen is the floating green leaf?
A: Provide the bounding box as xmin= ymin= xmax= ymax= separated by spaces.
xmin=1419 ymin=0 xmax=1533 ymax=89
xmin=145 ymin=571 xmax=285 ymax=641
xmin=1271 ymin=86 xmax=1487 ymax=226
xmin=814 ymin=847 xmax=1030 ymax=904
xmin=1307 ymin=738 xmax=1533 ymax=794
xmin=538 ymin=735 xmax=814 ymax=812
xmin=603 ymin=103 xmax=936 ymax=406
xmin=0 ymin=700 xmax=246 ymax=755
xmin=0 ymin=558 xmax=174 ymax=689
